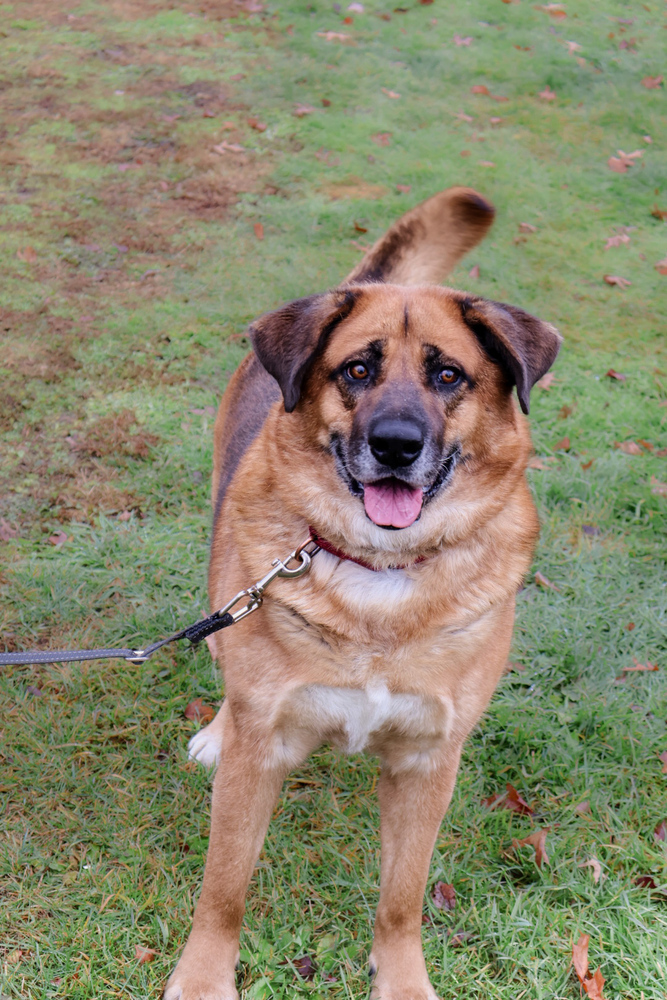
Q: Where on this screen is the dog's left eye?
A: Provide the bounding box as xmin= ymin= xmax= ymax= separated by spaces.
xmin=346 ymin=362 xmax=369 ymax=381
xmin=439 ymin=368 xmax=460 ymax=386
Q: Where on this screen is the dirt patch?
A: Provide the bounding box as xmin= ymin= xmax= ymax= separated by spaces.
xmin=320 ymin=177 xmax=390 ymax=200
xmin=55 ymin=468 xmax=143 ymax=523
xmin=68 ymin=409 xmax=159 ymax=460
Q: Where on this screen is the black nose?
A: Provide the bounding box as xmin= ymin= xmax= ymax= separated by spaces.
xmin=368 ymin=418 xmax=425 ymax=468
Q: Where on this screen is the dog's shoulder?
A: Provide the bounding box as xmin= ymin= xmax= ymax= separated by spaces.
xmin=212 ymin=351 xmax=281 ymax=527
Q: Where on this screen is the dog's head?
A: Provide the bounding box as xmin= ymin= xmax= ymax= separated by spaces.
xmin=251 ymin=187 xmax=561 ymax=534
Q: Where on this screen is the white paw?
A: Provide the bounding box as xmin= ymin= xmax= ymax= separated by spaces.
xmin=188 ymin=722 xmax=222 ymax=769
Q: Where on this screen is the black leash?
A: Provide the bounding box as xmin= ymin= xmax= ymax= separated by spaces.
xmin=0 ymin=536 xmax=319 ymax=668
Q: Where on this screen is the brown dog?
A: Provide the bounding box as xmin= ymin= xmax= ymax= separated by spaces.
xmin=165 ymin=187 xmax=561 ymax=1000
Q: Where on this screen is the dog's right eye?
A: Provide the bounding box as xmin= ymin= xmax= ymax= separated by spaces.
xmin=345 ymin=362 xmax=369 ymax=381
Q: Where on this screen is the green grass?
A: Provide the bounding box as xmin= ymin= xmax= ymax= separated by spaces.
xmin=1 ymin=0 xmax=666 ymax=997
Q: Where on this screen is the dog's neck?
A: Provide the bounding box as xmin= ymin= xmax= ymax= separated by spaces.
xmin=308 ymin=528 xmax=426 ymax=573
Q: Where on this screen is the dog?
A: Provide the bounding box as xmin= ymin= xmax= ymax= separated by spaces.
xmin=164 ymin=186 xmax=561 ymax=1000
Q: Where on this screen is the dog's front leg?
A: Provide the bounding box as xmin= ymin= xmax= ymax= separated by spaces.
xmin=369 ymin=747 xmax=463 ymax=1000
xmin=164 ymin=718 xmax=290 ymax=1000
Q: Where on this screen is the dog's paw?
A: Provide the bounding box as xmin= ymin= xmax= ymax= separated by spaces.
xmin=188 ymin=722 xmax=222 ymax=769
xmin=163 ymin=976 xmax=238 ymax=1000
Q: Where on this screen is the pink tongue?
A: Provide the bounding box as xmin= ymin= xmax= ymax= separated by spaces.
xmin=363 ymin=479 xmax=424 ymax=528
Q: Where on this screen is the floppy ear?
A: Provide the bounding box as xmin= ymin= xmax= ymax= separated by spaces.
xmin=249 ymin=289 xmax=359 ymax=412
xmin=344 ymin=186 xmax=495 ymax=286
xmin=460 ymin=298 xmax=562 ymax=414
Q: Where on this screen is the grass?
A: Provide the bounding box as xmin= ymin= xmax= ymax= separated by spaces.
xmin=1 ymin=0 xmax=666 ymax=997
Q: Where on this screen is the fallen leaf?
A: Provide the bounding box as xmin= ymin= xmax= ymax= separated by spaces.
xmin=581 ymin=459 xmax=594 ymax=470
xmin=26 ymin=685 xmax=42 ymax=696
xmin=432 ymin=881 xmax=456 ymax=910
xmin=49 ymin=531 xmax=69 ymax=546
xmin=622 ymin=657 xmax=658 ymax=673
xmin=651 ymin=204 xmax=667 ymax=221
xmin=603 ymin=274 xmax=631 ymax=289
xmin=321 ymin=98 xmax=332 ymax=107
xmin=468 ymin=264 xmax=480 ymax=278
xmin=253 ymin=222 xmax=264 ymax=240
xmin=212 ymin=141 xmax=245 ymax=154
xmin=607 ymin=157 xmax=628 ymax=173
xmin=118 ymin=510 xmax=131 ymax=522
xmin=0 ymin=518 xmax=19 ymax=541
xmin=604 ymin=234 xmax=630 ymax=249
xmin=471 ymin=84 xmax=489 ymax=95
xmin=528 ymin=457 xmax=546 ymax=470
xmin=635 ymin=874 xmax=658 ymax=888
xmin=605 ymin=368 xmax=626 ymax=381
xmin=348 ymin=2 xmax=364 ymax=11
xmin=626 ymin=622 xmax=635 ymax=631
xmin=519 ymin=222 xmax=538 ymax=233
xmin=566 ymin=40 xmax=582 ymax=54
xmin=513 ymin=828 xmax=549 ymax=868
xmin=294 ymin=103 xmax=316 ymax=117
xmin=615 ymin=440 xmax=642 ymax=455
xmin=294 ymin=955 xmax=316 ymax=980
xmin=6 ymin=949 xmax=23 ymax=965
xmin=453 ymin=34 xmax=472 ymax=46
xmin=642 ymin=75 xmax=663 ymax=89
xmin=190 ymin=405 xmax=217 ymax=417
xmin=655 ymin=258 xmax=667 ymax=275
xmin=637 ymin=439 xmax=653 ymax=451
xmin=17 ymin=246 xmax=38 ymax=262
xmin=479 ymin=160 xmax=496 ymax=168
xmin=460 ymin=149 xmax=471 ymax=157
xmin=353 ymin=221 xmax=368 ymax=233
xmin=535 ymin=571 xmax=559 ymax=592
xmin=536 ymin=372 xmax=555 ymax=389
xmin=229 ymin=72 xmax=245 ymax=81
xmin=650 ymin=476 xmax=667 ymax=497
xmin=578 ymin=857 xmax=602 ymax=883
xmin=381 ymin=87 xmax=401 ymax=99
xmin=538 ymin=3 xmax=567 ymax=18
xmin=654 ymin=820 xmax=667 ymax=842
xmin=553 ymin=436 xmax=570 ymax=451
xmin=317 ymin=30 xmax=352 ymax=41
xmin=582 ymin=524 xmax=600 ymax=536
xmin=575 ymin=800 xmax=591 ymax=814
xmin=134 ymin=945 xmax=157 ymax=965
xmin=506 ymin=660 xmax=526 ymax=672
xmin=505 ymin=783 xmax=534 ymax=815
xmin=247 ymin=117 xmax=267 ymax=131
xmin=184 ymin=698 xmax=216 ymax=724
xmin=490 ymin=116 xmax=503 ymax=124
xmin=539 ymin=86 xmax=556 ymax=101
xmin=372 ymin=132 xmax=392 ymax=146
xmin=449 ymin=928 xmax=473 ymax=946
xmin=343 ymin=15 xmax=353 ymax=23
xmin=572 ymin=934 xmax=607 ymax=1000
xmin=558 ymin=404 xmax=573 ymax=419
xmin=454 ymin=111 xmax=474 ymax=122
xmin=396 ymin=183 xmax=411 ymax=193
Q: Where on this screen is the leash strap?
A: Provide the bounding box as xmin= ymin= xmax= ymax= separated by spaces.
xmin=0 ymin=535 xmax=319 ymax=668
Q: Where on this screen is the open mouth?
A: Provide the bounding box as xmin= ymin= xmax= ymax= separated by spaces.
xmin=331 ymin=439 xmax=460 ymax=530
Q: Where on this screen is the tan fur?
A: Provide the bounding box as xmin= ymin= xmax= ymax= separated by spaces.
xmin=165 ymin=187 xmax=559 ymax=1000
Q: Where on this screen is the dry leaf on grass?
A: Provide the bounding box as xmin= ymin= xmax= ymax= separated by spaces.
xmin=615 ymin=440 xmax=642 ymax=455
xmin=432 ymin=881 xmax=456 ymax=910
xmin=651 ymin=476 xmax=667 ymax=497
xmin=134 ymin=945 xmax=157 ymax=965
xmin=513 ymin=828 xmax=549 ymax=868
xmin=483 ymin=783 xmax=534 ymax=815
xmin=658 ymin=751 xmax=667 ymax=774
xmin=535 ymin=571 xmax=559 ymax=592
xmin=605 ymin=368 xmax=626 ymax=381
xmin=519 ymin=222 xmax=537 ymax=233
xmin=553 ymin=436 xmax=570 ymax=451
xmin=654 ymin=820 xmax=667 ymax=842
xmin=317 ymin=31 xmax=352 ymax=42
xmin=0 ymin=518 xmax=19 ymax=541
xmin=578 ymin=858 xmax=602 ymax=883
xmin=603 ymin=274 xmax=631 ymax=288
xmin=381 ymin=87 xmax=401 ymax=98
xmin=49 ymin=531 xmax=69 ymax=546
xmin=372 ymin=132 xmax=392 ymax=146
xmin=453 ymin=34 xmax=472 ymax=46
xmin=455 ymin=111 xmax=474 ymax=122
xmin=622 ymin=657 xmax=658 ymax=673
xmin=468 ymin=264 xmax=480 ymax=278
xmin=212 ymin=141 xmax=245 ymax=154
xmin=184 ymin=698 xmax=216 ymax=724
xmin=575 ymin=800 xmax=591 ymax=814
xmin=642 ymin=75 xmax=663 ymax=89
xmin=470 ymin=84 xmax=508 ymax=102
xmin=539 ymin=86 xmax=556 ymax=101
xmin=479 ymin=160 xmax=496 ymax=168
xmin=528 ymin=457 xmax=546 ymax=470
xmin=294 ymin=104 xmax=316 ymax=117
xmin=604 ymin=234 xmax=630 ymax=249
xmin=294 ymin=955 xmax=316 ymax=980
xmin=655 ymin=258 xmax=667 ymax=275
xmin=253 ymin=222 xmax=264 ymax=240
xmin=396 ymin=183 xmax=411 ymax=193
xmin=17 ymin=246 xmax=38 ymax=262
xmin=651 ymin=205 xmax=667 ymax=220
xmin=572 ymin=934 xmax=607 ymax=999
xmin=536 ymin=372 xmax=555 ymax=389
xmin=247 ymin=118 xmax=267 ymax=131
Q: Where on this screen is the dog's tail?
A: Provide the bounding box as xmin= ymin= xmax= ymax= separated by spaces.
xmin=343 ymin=186 xmax=494 ymax=287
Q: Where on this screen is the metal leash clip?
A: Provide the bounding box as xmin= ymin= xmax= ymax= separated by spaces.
xmin=214 ymin=534 xmax=321 ymax=625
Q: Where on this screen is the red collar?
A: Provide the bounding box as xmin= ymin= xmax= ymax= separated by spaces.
xmin=308 ymin=528 xmax=426 ymax=572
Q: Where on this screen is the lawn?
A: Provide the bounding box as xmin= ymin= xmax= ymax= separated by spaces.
xmin=1 ymin=0 xmax=666 ymax=997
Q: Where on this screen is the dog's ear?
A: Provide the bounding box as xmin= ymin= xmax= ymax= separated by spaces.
xmin=460 ymin=298 xmax=562 ymax=414
xmin=344 ymin=186 xmax=495 ymax=286
xmin=250 ymin=289 xmax=359 ymax=412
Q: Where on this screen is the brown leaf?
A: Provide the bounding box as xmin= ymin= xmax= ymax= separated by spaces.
xmin=0 ymin=518 xmax=19 ymax=541
xmin=603 ymin=274 xmax=631 ymax=288
xmin=513 ymin=828 xmax=549 ymax=867
xmin=586 ymin=967 xmax=606 ymax=1000
xmin=212 ymin=141 xmax=245 ymax=154
xmin=534 ymin=571 xmax=559 ymax=592
xmin=505 ymin=660 xmax=526 ymax=672
xmin=490 ymin=116 xmax=503 ymax=124
xmin=637 ymin=439 xmax=653 ymax=451
xmin=538 ymin=86 xmax=556 ymax=101
xmin=505 ymin=783 xmax=534 ymax=815
xmin=471 ymin=84 xmax=489 ymax=95
xmin=655 ymin=257 xmax=667 ymax=275
xmin=574 ymin=799 xmax=591 ymax=814
xmin=294 ymin=103 xmax=316 ymax=117
xmin=468 ymin=264 xmax=480 ymax=279
xmin=607 ymin=157 xmax=627 ymax=173
xmin=651 ymin=204 xmax=667 ymax=221
xmin=432 ymin=881 xmax=456 ymax=910
xmin=651 ymin=476 xmax=667 ymax=497
xmin=184 ymin=698 xmax=216 ymax=724
xmin=553 ymin=436 xmax=570 ymax=451
xmin=604 ymin=234 xmax=630 ymax=249
xmin=454 ymin=110 xmax=474 ymax=122
xmin=558 ymin=404 xmax=573 ymax=419
xmin=6 ymin=949 xmax=23 ymax=965
xmin=572 ymin=934 xmax=590 ymax=986
xmin=642 ymin=75 xmax=663 ymax=89
xmin=578 ymin=857 xmax=602 ymax=883
xmin=582 ymin=524 xmax=600 ymax=537
xmin=615 ymin=440 xmax=642 ymax=455
xmin=247 ymin=117 xmax=267 ymax=132
xmin=453 ymin=34 xmax=472 ymax=46
xmin=294 ymin=955 xmax=316 ymax=980
xmin=622 ymin=657 xmax=658 ymax=673
xmin=519 ymin=222 xmax=538 ymax=233
xmin=17 ymin=246 xmax=38 ymax=262
xmin=322 ymin=98 xmax=332 ymax=107
xmin=317 ymin=31 xmax=352 ymax=41
xmin=635 ymin=874 xmax=658 ymax=888
xmin=536 ymin=372 xmax=555 ymax=390
xmin=654 ymin=820 xmax=667 ymax=842
xmin=49 ymin=531 xmax=69 ymax=546
xmin=396 ymin=183 xmax=411 ymax=193
xmin=604 ymin=368 xmax=626 ymax=381
xmin=626 ymin=622 xmax=635 ymax=631
xmin=253 ymin=222 xmax=264 ymax=240
xmin=581 ymin=459 xmax=594 ymax=470
xmin=134 ymin=945 xmax=157 ymax=965
xmin=371 ymin=132 xmax=392 ymax=146
xmin=460 ymin=149 xmax=471 ymax=157
xmin=26 ymin=685 xmax=42 ymax=696
xmin=353 ymin=221 xmax=368 ymax=233
xmin=479 ymin=161 xmax=496 ymax=168
xmin=381 ymin=88 xmax=401 ymax=99
xmin=448 ymin=928 xmax=473 ymax=946
xmin=528 ymin=457 xmax=546 ymax=470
